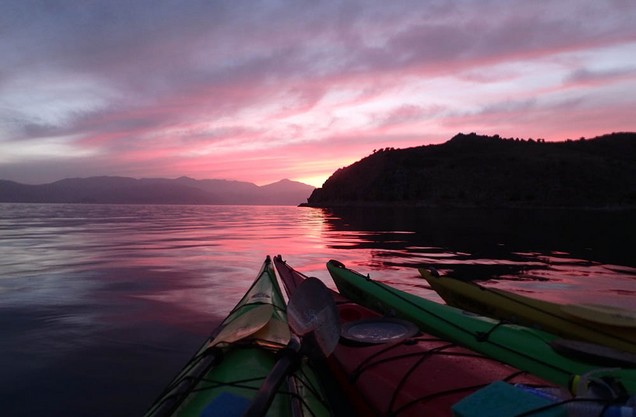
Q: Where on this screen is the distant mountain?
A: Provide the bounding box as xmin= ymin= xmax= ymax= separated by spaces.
xmin=0 ymin=176 xmax=315 ymax=206
xmin=305 ymin=132 xmax=636 ymax=208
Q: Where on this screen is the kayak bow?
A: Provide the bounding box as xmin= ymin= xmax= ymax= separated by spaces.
xmin=144 ymin=256 xmax=333 ymax=417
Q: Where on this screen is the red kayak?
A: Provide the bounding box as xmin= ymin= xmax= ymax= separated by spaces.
xmin=273 ymin=256 xmax=555 ymax=417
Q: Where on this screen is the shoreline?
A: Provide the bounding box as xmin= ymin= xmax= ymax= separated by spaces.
xmin=299 ymin=201 xmax=636 ymax=211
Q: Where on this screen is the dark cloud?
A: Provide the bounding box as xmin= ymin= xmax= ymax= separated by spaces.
xmin=3 ymin=1 xmax=632 ymax=101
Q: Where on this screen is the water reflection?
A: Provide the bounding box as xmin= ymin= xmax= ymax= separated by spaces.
xmin=2 ymin=203 xmax=634 ymax=314
xmin=320 ymin=206 xmax=636 ymax=265
xmin=0 ymin=203 xmax=635 ymax=416
xmin=318 ymin=206 xmax=636 ymax=306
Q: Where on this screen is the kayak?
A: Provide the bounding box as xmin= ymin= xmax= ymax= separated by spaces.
xmin=327 ymin=260 xmax=636 ymax=396
xmin=273 ymin=256 xmax=554 ymax=417
xmin=144 ymin=256 xmax=333 ymax=417
xmin=419 ymin=268 xmax=636 ymax=353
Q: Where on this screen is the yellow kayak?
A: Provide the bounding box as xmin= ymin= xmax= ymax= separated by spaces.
xmin=419 ymin=268 xmax=636 ymax=354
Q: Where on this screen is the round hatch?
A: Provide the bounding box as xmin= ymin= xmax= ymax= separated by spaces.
xmin=341 ymin=318 xmax=419 ymax=344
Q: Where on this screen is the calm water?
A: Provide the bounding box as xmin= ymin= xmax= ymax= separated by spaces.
xmin=1 ymin=203 xmax=635 ymax=416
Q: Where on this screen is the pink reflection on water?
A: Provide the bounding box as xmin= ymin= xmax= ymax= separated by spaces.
xmin=2 ymin=204 xmax=634 ymax=325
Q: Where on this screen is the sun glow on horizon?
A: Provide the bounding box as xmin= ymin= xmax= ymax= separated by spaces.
xmin=293 ymin=174 xmax=330 ymax=189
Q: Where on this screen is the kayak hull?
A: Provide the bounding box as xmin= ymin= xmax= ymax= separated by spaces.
xmin=274 ymin=256 xmax=552 ymax=417
xmin=328 ymin=260 xmax=636 ymax=395
xmin=420 ymin=269 xmax=636 ymax=353
xmin=144 ymin=256 xmax=332 ymax=417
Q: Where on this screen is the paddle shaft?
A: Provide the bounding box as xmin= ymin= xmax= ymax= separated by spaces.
xmin=242 ymin=276 xmax=340 ymax=417
xmin=242 ymin=341 xmax=301 ymax=417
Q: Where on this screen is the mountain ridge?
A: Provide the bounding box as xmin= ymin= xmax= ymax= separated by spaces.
xmin=0 ymin=177 xmax=315 ymax=206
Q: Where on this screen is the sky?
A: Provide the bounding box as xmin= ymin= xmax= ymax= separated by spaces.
xmin=1 ymin=1 xmax=635 ymax=187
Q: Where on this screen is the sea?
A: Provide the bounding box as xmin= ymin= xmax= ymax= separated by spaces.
xmin=1 ymin=203 xmax=635 ymax=416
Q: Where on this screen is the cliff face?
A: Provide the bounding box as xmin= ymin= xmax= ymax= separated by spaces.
xmin=306 ymin=132 xmax=636 ymax=208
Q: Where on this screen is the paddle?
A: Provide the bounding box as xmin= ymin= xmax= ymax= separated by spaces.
xmin=286 ymin=277 xmax=341 ymax=355
xmin=242 ymin=277 xmax=340 ymax=417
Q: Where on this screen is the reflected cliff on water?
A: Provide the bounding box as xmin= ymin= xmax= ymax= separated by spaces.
xmin=317 ymin=206 xmax=636 ymax=280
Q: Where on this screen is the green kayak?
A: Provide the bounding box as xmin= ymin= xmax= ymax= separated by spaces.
xmin=144 ymin=256 xmax=333 ymax=417
xmin=328 ymin=260 xmax=636 ymax=395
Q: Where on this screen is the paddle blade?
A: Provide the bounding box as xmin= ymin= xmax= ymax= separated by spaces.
xmin=287 ymin=277 xmax=340 ymax=356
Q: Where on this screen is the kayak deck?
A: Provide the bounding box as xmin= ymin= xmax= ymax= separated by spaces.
xmin=328 ymin=259 xmax=636 ymax=397
xmin=144 ymin=256 xmax=332 ymax=417
xmin=274 ymin=256 xmax=553 ymax=417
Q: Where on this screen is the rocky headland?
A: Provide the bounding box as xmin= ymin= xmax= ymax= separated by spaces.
xmin=305 ymin=132 xmax=636 ymax=209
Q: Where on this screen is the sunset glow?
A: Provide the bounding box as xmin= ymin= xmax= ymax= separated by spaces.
xmin=1 ymin=1 xmax=635 ymax=187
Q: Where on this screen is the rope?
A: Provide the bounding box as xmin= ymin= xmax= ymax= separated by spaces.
xmin=344 ymin=331 xmax=541 ymax=416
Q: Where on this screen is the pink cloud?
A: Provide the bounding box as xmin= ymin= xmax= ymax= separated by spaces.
xmin=1 ymin=1 xmax=635 ymax=186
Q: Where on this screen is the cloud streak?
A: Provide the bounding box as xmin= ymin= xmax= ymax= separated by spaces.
xmin=1 ymin=0 xmax=635 ymax=186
